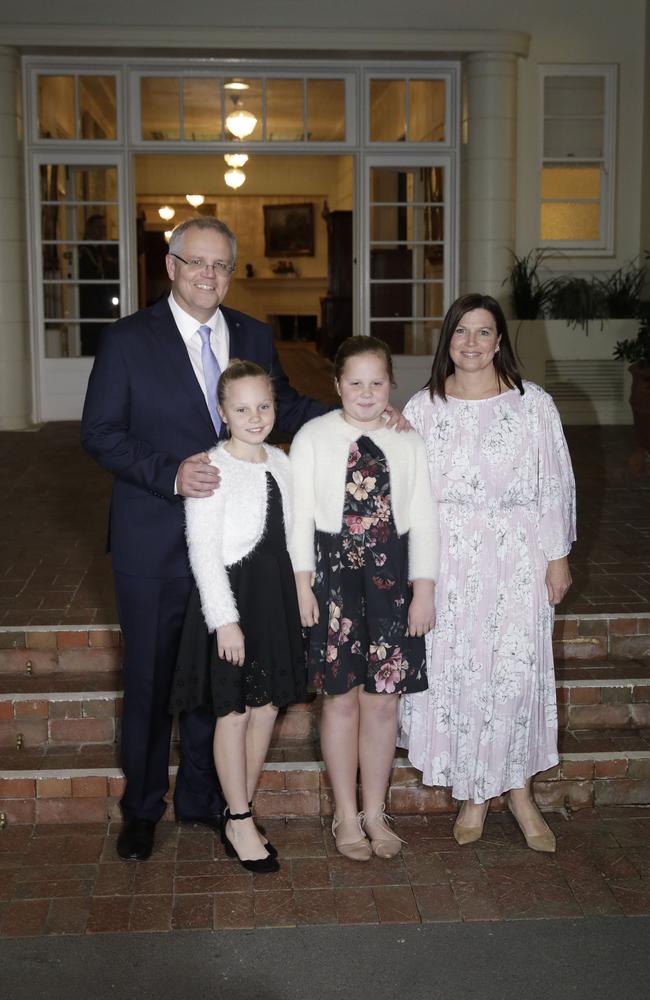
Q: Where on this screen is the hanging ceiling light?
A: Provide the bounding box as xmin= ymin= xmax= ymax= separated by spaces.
xmin=185 ymin=194 xmax=205 ymax=208
xmin=224 ymin=167 xmax=246 ymax=190
xmin=224 ymin=153 xmax=249 ymax=168
xmin=158 ymin=205 xmax=175 ymax=221
xmin=224 ymin=79 xmax=249 ymax=92
xmin=225 ymin=96 xmax=257 ymax=140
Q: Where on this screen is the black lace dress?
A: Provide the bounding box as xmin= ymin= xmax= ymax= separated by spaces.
xmin=306 ymin=437 xmax=428 ymax=697
xmin=171 ymin=473 xmax=306 ymax=717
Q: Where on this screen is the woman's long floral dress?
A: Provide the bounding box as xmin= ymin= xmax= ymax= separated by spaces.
xmin=307 ymin=436 xmax=428 ymax=697
xmin=398 ymin=382 xmax=576 ymax=802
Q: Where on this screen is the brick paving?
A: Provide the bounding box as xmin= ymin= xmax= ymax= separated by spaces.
xmin=1 ymin=373 xmax=649 ymax=626
xmin=1 ymin=809 xmax=650 ymax=936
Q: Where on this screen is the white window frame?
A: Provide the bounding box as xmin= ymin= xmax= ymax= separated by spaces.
xmin=538 ymin=63 xmax=617 ymax=256
xmin=26 ymin=151 xmax=131 ymax=421
xmin=129 ymin=65 xmax=357 ymax=148
xmin=360 ymin=150 xmax=457 ymax=349
xmin=28 ymin=63 xmax=124 ymax=146
xmin=364 ymin=69 xmax=456 ymax=148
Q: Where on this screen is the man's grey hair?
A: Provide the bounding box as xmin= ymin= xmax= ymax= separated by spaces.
xmin=168 ymin=217 xmax=237 ymax=265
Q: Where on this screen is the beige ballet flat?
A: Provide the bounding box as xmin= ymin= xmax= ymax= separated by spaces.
xmin=332 ymin=815 xmax=372 ymax=862
xmin=507 ymin=801 xmax=556 ymax=853
xmin=453 ymin=801 xmax=489 ymax=846
xmin=360 ymin=808 xmax=405 ymax=859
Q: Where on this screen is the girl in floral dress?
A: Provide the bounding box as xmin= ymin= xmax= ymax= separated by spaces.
xmin=398 ymin=294 xmax=576 ymax=853
xmin=289 ymin=337 xmax=439 ymax=860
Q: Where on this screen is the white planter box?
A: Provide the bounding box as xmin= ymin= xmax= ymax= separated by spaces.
xmin=392 ymin=319 xmax=637 ymax=425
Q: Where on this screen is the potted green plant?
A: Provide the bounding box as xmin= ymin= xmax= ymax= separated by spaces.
xmin=613 ymin=308 xmax=650 ymax=455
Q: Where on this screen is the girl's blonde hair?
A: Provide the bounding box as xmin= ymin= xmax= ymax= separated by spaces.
xmin=217 ymin=359 xmax=275 ymax=409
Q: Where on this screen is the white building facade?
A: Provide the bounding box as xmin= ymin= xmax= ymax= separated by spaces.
xmin=1 ymin=0 xmax=649 ymax=427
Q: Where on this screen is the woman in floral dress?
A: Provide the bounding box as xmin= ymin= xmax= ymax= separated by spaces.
xmin=290 ymin=337 xmax=439 ymax=860
xmin=399 ymin=294 xmax=576 ymax=853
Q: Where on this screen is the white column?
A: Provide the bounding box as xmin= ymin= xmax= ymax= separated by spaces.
xmin=0 ymin=46 xmax=31 ymax=429
xmin=459 ymin=52 xmax=517 ymax=309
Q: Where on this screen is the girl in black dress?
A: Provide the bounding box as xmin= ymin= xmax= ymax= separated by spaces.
xmin=289 ymin=338 xmax=439 ymax=861
xmin=171 ymin=360 xmax=305 ymax=874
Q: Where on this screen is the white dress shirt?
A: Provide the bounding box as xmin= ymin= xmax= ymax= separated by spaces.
xmin=167 ymin=292 xmax=230 ymax=402
xmin=168 ymin=292 xmax=230 ymax=493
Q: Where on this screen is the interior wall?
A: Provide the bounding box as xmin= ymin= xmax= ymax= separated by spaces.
xmin=135 ymin=153 xmax=353 ymax=321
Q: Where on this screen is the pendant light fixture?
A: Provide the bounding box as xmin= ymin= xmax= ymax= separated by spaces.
xmin=224 ymin=167 xmax=246 ymax=190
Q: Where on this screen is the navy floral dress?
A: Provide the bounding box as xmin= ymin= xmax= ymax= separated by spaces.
xmin=307 ymin=437 xmax=428 ymax=696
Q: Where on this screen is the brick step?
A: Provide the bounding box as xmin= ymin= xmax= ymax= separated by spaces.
xmin=3 ymin=661 xmax=650 ymax=750
xmin=1 ymin=734 xmax=650 ymax=826
xmin=0 ymin=685 xmax=317 ymax=749
xmin=1 ymin=613 xmax=650 ymax=667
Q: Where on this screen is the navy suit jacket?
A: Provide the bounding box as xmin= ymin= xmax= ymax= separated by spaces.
xmin=81 ymin=297 xmax=328 ymax=579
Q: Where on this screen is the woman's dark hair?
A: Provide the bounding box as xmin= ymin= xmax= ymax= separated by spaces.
xmin=427 ymin=293 xmax=523 ymax=400
xmin=217 ymin=358 xmax=275 ymax=409
xmin=334 ymin=335 xmax=396 ymax=387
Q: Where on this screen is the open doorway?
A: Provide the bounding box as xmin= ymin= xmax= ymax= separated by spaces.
xmin=134 ymin=153 xmax=352 ymax=401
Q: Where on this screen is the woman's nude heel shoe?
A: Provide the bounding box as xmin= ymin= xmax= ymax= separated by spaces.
xmin=332 ymin=815 xmax=372 ymax=862
xmin=360 ymin=808 xmax=405 ymax=859
xmin=453 ymin=802 xmax=489 ymax=846
xmin=507 ymin=801 xmax=556 ymax=853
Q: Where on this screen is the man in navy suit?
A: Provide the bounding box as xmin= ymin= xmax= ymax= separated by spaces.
xmin=82 ymin=217 xmax=329 ymax=861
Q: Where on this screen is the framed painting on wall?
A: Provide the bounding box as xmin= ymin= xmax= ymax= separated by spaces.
xmin=263 ymin=202 xmax=314 ymax=256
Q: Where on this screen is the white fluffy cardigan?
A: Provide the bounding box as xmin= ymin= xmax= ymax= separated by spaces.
xmin=289 ymin=410 xmax=439 ymax=581
xmin=184 ymin=442 xmax=292 ymax=632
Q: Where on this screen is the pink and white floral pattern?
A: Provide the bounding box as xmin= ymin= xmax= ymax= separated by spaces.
xmin=398 ymin=382 xmax=576 ymax=802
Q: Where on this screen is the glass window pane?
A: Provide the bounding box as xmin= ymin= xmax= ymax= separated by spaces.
xmin=183 ymin=78 xmax=221 ymax=141
xmin=541 ymin=165 xmax=601 ymax=200
xmin=79 ymin=76 xmax=117 ymax=140
xmin=73 ymin=166 xmax=118 ymax=202
xmin=42 ymin=242 xmax=119 ymax=280
xmin=224 ymin=78 xmax=262 ymax=142
xmin=267 ymin=79 xmax=304 ymax=141
xmin=43 ymin=282 xmax=120 ymax=320
xmin=371 ymin=206 xmax=444 ymax=243
xmin=40 ymin=165 xmax=118 ymax=203
xmin=307 ymin=79 xmax=345 ymax=141
xmin=541 ymin=202 xmax=600 ymax=241
xmin=370 ymin=166 xmax=443 ymax=203
xmin=44 ymin=322 xmax=80 ymax=358
xmin=41 ymin=204 xmax=119 ymax=242
xmin=141 ymin=77 xmax=180 ymax=140
xmin=370 ymin=79 xmax=406 ymax=141
xmin=544 ymin=76 xmax=604 ymax=117
xmin=409 ymin=80 xmax=445 ymax=142
xmin=38 ymin=76 xmax=75 ymax=139
xmin=544 ymin=118 xmax=603 ymax=159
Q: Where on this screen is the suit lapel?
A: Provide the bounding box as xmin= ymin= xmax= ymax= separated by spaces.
xmin=151 ymin=299 xmax=215 ymax=438
xmin=222 ymin=306 xmax=245 ymax=360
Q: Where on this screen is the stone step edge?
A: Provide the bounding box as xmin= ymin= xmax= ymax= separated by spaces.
xmin=4 ymin=676 xmax=650 ymax=703
xmin=3 ymin=750 xmax=650 ymax=782
xmin=2 ymin=611 xmax=647 ymax=633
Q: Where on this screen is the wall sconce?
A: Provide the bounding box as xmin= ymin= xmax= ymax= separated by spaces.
xmin=158 ymin=205 xmax=175 ymax=221
xmin=185 ymin=194 xmax=205 ymax=208
xmin=164 ymin=230 xmax=173 ymax=243
xmin=224 ymin=168 xmax=246 ymax=190
xmin=225 ymin=96 xmax=257 ymax=140
xmin=224 ymin=153 xmax=249 ymax=168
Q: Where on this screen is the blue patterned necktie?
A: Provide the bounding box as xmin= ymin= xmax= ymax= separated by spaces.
xmin=197 ymin=324 xmax=222 ymax=435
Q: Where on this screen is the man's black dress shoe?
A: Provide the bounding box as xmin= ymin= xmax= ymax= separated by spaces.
xmin=116 ymin=818 xmax=156 ymax=861
xmin=176 ymin=814 xmax=223 ymax=835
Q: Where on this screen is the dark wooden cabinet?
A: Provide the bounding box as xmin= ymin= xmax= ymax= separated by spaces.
xmin=318 ymin=208 xmax=352 ymax=357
